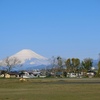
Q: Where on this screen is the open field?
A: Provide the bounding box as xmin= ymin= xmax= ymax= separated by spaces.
xmin=0 ymin=78 xmax=100 ymax=100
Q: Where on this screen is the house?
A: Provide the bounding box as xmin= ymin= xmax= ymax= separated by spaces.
xmin=86 ymin=70 xmax=96 ymax=78
xmin=19 ymin=71 xmax=38 ymax=78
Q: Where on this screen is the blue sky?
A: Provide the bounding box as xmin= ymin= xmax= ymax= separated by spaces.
xmin=0 ymin=0 xmax=100 ymax=60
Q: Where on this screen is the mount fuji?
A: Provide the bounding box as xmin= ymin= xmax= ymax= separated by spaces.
xmin=1 ymin=49 xmax=50 ymax=70
xmin=11 ymin=49 xmax=48 ymax=64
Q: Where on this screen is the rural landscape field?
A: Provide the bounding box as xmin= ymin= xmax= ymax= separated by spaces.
xmin=0 ymin=78 xmax=100 ymax=100
xmin=0 ymin=0 xmax=100 ymax=100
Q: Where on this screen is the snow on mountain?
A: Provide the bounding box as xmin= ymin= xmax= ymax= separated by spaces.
xmin=11 ymin=49 xmax=48 ymax=65
xmin=0 ymin=49 xmax=50 ymax=70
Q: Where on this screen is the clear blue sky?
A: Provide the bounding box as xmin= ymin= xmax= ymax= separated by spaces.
xmin=0 ymin=0 xmax=100 ymax=60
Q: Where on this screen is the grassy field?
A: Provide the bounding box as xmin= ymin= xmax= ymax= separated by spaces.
xmin=0 ymin=78 xmax=100 ymax=100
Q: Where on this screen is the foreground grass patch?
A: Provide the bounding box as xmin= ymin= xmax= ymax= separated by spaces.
xmin=0 ymin=78 xmax=100 ymax=100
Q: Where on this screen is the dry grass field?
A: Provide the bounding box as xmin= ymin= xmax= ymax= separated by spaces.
xmin=0 ymin=78 xmax=100 ymax=100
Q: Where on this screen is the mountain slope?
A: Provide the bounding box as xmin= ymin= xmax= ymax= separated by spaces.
xmin=11 ymin=49 xmax=48 ymax=64
xmin=0 ymin=49 xmax=49 ymax=70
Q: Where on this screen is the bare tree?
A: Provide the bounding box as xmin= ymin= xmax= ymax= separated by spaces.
xmin=49 ymin=56 xmax=57 ymax=77
xmin=4 ymin=57 xmax=22 ymax=72
xmin=50 ymin=56 xmax=57 ymax=69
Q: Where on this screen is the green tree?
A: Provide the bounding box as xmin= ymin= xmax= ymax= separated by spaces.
xmin=65 ymin=58 xmax=71 ymax=73
xmin=65 ymin=58 xmax=80 ymax=73
xmin=72 ymin=58 xmax=80 ymax=73
xmin=97 ymin=61 xmax=100 ymax=77
xmin=82 ymin=58 xmax=93 ymax=71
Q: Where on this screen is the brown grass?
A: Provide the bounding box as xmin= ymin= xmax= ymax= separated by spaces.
xmin=0 ymin=78 xmax=100 ymax=100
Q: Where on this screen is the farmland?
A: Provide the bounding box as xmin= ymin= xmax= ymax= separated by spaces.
xmin=0 ymin=78 xmax=100 ymax=100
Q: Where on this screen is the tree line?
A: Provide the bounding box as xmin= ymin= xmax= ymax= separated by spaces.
xmin=0 ymin=56 xmax=100 ymax=78
xmin=50 ymin=56 xmax=100 ymax=77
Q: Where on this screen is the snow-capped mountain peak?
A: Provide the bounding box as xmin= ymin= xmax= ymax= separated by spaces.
xmin=11 ymin=49 xmax=48 ymax=64
xmin=0 ymin=49 xmax=49 ymax=70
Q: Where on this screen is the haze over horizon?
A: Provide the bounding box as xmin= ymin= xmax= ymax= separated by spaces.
xmin=0 ymin=0 xmax=100 ymax=60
